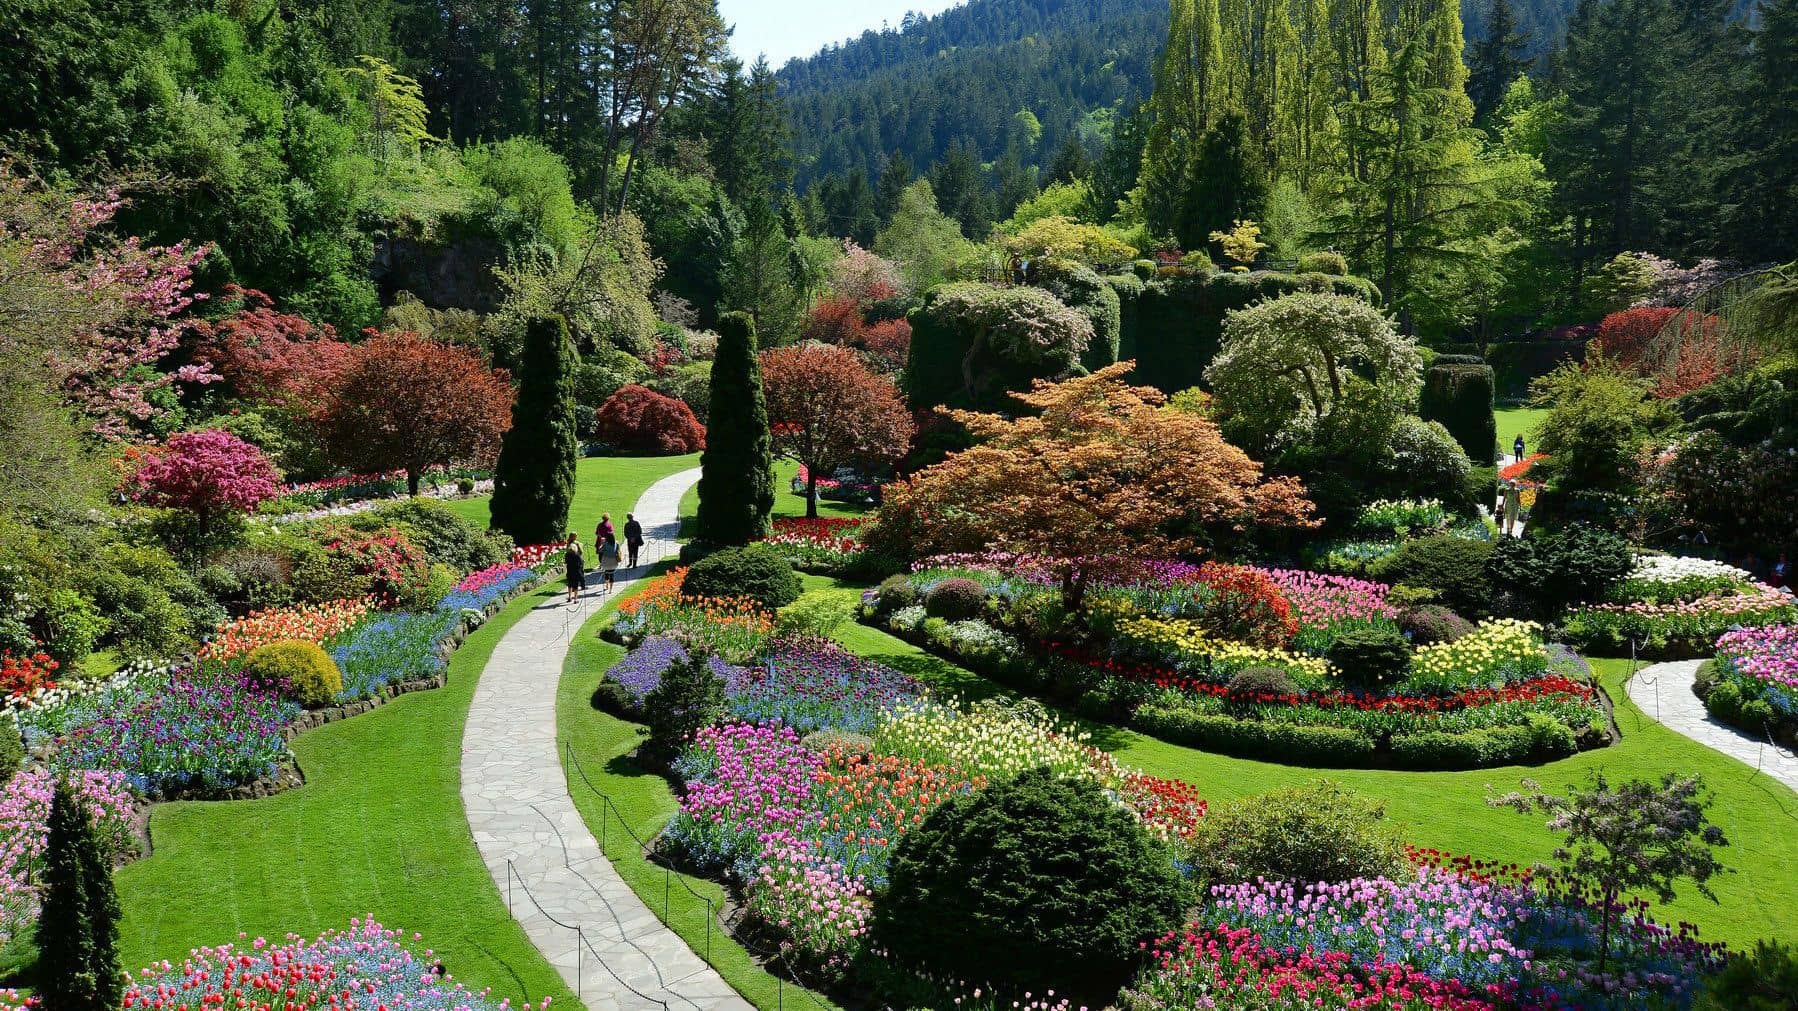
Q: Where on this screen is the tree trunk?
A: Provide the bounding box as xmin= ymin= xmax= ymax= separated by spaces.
xmin=805 ymin=465 xmax=819 ymax=519
xmin=408 ymin=468 xmax=421 ymax=497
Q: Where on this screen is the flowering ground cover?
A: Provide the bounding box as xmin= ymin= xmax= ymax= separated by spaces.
xmin=869 ymin=556 xmax=1605 ymax=769
xmin=1564 ymin=583 xmax=1795 ymax=658
xmin=764 ymin=517 xmax=869 ymax=573
xmin=611 ymin=567 xmax=776 ymax=662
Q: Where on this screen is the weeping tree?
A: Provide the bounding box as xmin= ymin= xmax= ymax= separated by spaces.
xmin=692 ymin=312 xmax=774 ymax=547
xmin=490 ymin=314 xmax=579 ymax=545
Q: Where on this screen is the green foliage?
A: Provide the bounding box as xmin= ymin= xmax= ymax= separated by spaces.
xmin=1004 ymin=216 xmax=1138 ymax=270
xmin=1298 ymin=251 xmax=1349 ymax=275
xmin=1530 ymin=355 xmax=1676 ymax=493
xmin=694 ymin=314 xmax=775 ymax=547
xmin=1382 ymin=416 xmax=1477 ymax=514
xmin=1326 ymin=624 xmax=1414 ymax=692
xmin=775 ymin=595 xmax=856 ymax=638
xmin=0 ymin=716 xmax=22 ymax=786
xmin=242 ymin=640 xmax=344 ymax=709
xmin=1486 ymin=523 xmax=1635 ymax=618
xmin=874 ymin=180 xmax=976 ymax=293
xmin=1368 ymin=535 xmax=1496 ymax=616
xmin=875 ymin=767 xmax=1192 ymax=1003
xmin=641 ymin=652 xmax=727 ymax=763
xmin=86 ymin=542 xmax=222 ymax=662
xmin=341 ymin=56 xmax=433 ymax=164
xmin=924 ymin=578 xmax=988 ymax=620
xmin=1034 ymin=260 xmax=1124 ymax=370
xmin=906 ymin=282 xmax=1094 ymax=409
xmin=1226 ymin=665 xmax=1299 ymax=698
xmin=1392 ymin=719 xmax=1577 ymax=769
xmin=38 ymin=775 xmax=123 ymax=1011
xmin=41 ymin=589 xmax=108 ymax=666
xmin=464 ymin=138 xmax=585 ymax=257
xmin=873 ymin=575 xmax=918 ymax=617
xmin=1420 ymin=361 xmax=1499 ymax=465
xmin=682 ymin=544 xmax=800 ymax=610
xmin=357 ymin=500 xmax=511 ymax=574
xmin=1189 ymin=780 xmax=1409 ymax=888
xmin=490 ymin=315 xmax=579 ymax=546
xmin=1698 ymin=941 xmax=1798 ymax=1011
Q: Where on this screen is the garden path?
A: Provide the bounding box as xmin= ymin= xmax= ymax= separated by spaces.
xmin=461 ymin=467 xmax=751 ymax=1011
xmin=1626 ymin=660 xmax=1798 ymax=793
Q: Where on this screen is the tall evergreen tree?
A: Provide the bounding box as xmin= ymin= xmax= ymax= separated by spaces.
xmin=1467 ymin=0 xmax=1531 ymax=129
xmin=1044 ymin=135 xmax=1093 ymax=186
xmin=694 ymin=313 xmax=774 ymax=547
xmin=1090 ymin=104 xmax=1149 ymax=225
xmin=1141 ymin=0 xmax=1227 ymax=243
xmin=489 ymin=315 xmax=578 ymax=545
xmin=1723 ymin=0 xmax=1798 ymax=260
xmin=875 ymin=150 xmax=915 ymax=225
xmin=38 ymin=776 xmax=122 ymax=1011
xmin=930 ymin=139 xmax=995 ymax=238
xmin=1189 ymin=112 xmax=1272 ymax=244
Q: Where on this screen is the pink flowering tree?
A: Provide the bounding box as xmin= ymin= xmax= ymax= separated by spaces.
xmin=122 ymin=428 xmax=281 ymax=559
xmin=830 ymin=241 xmax=910 ymax=304
xmin=0 ymin=169 xmax=218 ymax=440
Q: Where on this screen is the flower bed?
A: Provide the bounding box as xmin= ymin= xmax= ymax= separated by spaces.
xmin=196 ymin=597 xmax=374 ymax=665
xmin=764 ymin=517 xmax=869 ymax=574
xmin=1121 ymin=867 xmax=1725 ymax=1011
xmin=1563 ymin=585 xmax=1796 ymax=659
xmin=1696 ymin=623 xmax=1798 ymax=743
xmin=610 ymin=567 xmax=775 ymax=662
xmin=866 ymin=556 xmax=1607 ymax=770
xmin=259 ymin=466 xmax=490 ymax=516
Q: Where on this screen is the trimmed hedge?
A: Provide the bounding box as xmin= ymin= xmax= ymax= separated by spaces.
xmin=681 ymin=542 xmax=801 ymax=610
xmin=1135 ymin=706 xmax=1379 ymax=765
xmin=905 ymin=282 xmax=1094 ymax=410
xmin=1390 ymin=715 xmax=1578 ymax=770
xmin=1035 ymin=260 xmax=1122 ymax=372
xmin=1420 ymin=361 xmax=1498 ymax=465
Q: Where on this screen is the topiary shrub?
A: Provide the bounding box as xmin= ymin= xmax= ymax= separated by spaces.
xmin=693 ymin=313 xmax=775 ymax=547
xmin=1326 ymin=624 xmax=1413 ymax=692
xmin=681 ymin=542 xmax=801 ymax=610
xmin=1419 ymin=360 xmax=1498 ymax=465
xmin=593 ymin=384 xmax=707 ymax=455
xmin=924 ymin=577 xmax=988 ymax=620
xmin=873 ymin=575 xmax=917 ymax=617
xmin=875 ymin=767 xmax=1192 ymax=1003
xmin=1297 ymin=251 xmax=1348 ymax=275
xmin=1398 ymin=604 xmax=1475 ymax=645
xmin=1188 ymin=780 xmax=1408 ymax=888
xmin=0 ymin=716 xmax=21 ymax=786
xmin=1227 ymin=665 xmax=1299 ymax=699
xmin=1486 ymin=522 xmax=1635 ymax=619
xmin=1368 ymin=535 xmax=1495 ymax=617
xmin=242 ymin=639 xmax=343 ymax=708
xmin=490 ymin=313 xmax=580 ymax=546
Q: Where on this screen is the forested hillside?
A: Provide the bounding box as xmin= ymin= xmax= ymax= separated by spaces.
xmin=780 ymin=0 xmax=1584 ymax=192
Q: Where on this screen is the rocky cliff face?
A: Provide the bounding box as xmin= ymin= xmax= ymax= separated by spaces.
xmin=372 ymin=234 xmax=506 ymax=313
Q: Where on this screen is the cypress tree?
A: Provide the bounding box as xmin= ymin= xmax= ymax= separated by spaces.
xmin=1467 ymin=0 xmax=1530 ymax=130
xmin=694 ymin=313 xmax=774 ymax=548
xmin=39 ymin=776 xmax=122 ymax=1011
xmin=489 ymin=314 xmax=579 ymax=545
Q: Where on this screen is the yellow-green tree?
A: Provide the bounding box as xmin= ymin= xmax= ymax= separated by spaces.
xmin=342 ymin=56 xmax=434 ymax=164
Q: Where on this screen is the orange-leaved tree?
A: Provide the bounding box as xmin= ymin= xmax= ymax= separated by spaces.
xmin=313 ymin=331 xmax=514 ymax=495
xmin=760 ymin=343 xmax=913 ymax=517
xmin=871 ymin=362 xmax=1317 ymax=602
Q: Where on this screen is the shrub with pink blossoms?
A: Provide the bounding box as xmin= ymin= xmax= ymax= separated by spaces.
xmin=121 ymin=428 xmax=282 ymax=543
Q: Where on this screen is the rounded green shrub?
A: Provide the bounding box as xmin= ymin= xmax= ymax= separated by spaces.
xmin=1486 ymin=522 xmax=1635 ymax=619
xmin=242 ymin=639 xmax=343 ymax=708
xmin=1698 ymin=941 xmax=1798 ymax=1011
xmin=924 ymin=577 xmax=987 ymax=620
xmin=1189 ymin=780 xmax=1408 ymax=887
xmin=1398 ymin=604 xmax=1475 ymax=645
xmin=1227 ymin=665 xmax=1299 ymax=698
xmin=873 ymin=575 xmax=917 ymax=617
xmin=1297 ymin=251 xmax=1348 ymax=275
xmin=681 ymin=542 xmax=802 ymax=610
xmin=1326 ymin=625 xmax=1413 ymax=692
xmin=875 ymin=767 xmax=1192 ymax=1003
xmin=1368 ymin=535 xmax=1495 ymax=617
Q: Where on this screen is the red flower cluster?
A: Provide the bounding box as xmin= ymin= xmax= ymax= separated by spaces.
xmin=1115 ymin=768 xmax=1208 ymax=842
xmin=312 ymin=525 xmax=432 ymax=608
xmin=1193 ymin=561 xmax=1299 ymax=646
xmin=593 ymin=384 xmax=706 ymax=455
xmin=772 ymin=517 xmax=865 ymax=548
xmin=0 ymin=649 xmax=58 ymax=701
xmin=1405 ymin=846 xmax=1538 ymax=887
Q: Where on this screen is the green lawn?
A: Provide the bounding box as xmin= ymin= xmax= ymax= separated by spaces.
xmin=1495 ymin=406 xmax=1548 ymax=456
xmin=557 ymin=594 xmax=843 ymax=1011
xmin=804 ymin=575 xmax=1798 ymax=951
xmin=442 ymin=453 xmax=701 ymax=536
xmin=112 ymin=455 xmax=701 ymax=1003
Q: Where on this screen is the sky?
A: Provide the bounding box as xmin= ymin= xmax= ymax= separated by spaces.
xmin=717 ymin=0 xmax=967 ymax=69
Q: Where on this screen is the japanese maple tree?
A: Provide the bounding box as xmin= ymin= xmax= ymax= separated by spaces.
xmin=313 ymin=332 xmax=513 ymax=495
xmin=193 ymin=286 xmax=351 ymax=409
xmin=760 ymin=344 xmax=913 ymax=518
xmin=872 ymin=363 xmax=1317 ymax=600
xmin=122 ymin=428 xmax=281 ymax=550
xmin=593 ymin=384 xmax=706 ymax=454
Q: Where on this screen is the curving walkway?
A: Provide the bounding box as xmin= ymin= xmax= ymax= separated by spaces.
xmin=462 ymin=468 xmax=750 ymax=1011
xmin=1627 ymin=660 xmax=1798 ymax=793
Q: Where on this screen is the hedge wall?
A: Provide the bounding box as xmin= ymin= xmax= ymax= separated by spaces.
xmin=1113 ymin=270 xmax=1380 ymax=394
xmin=903 ymin=282 xmax=1094 ymax=411
xmin=1036 ymin=261 xmax=1121 ymax=372
xmin=1419 ymin=361 xmax=1498 ymax=464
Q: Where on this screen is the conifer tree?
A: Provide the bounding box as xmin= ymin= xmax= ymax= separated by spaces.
xmin=694 ymin=313 xmax=774 ymax=547
xmin=39 ymin=776 xmax=122 ymax=1011
xmin=489 ymin=314 xmax=578 ymax=545
xmin=1467 ymin=0 xmax=1530 ymax=129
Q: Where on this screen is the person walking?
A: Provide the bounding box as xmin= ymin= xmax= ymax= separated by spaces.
xmin=624 ymin=513 xmax=644 ymax=569
xmin=598 ymin=532 xmax=622 ymax=593
xmin=1512 ymin=433 xmax=1526 ymax=461
xmin=595 ymin=512 xmax=615 ymax=544
xmin=563 ymin=533 xmax=586 ymax=604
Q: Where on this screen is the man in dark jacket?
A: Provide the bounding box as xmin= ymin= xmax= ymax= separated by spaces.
xmin=624 ymin=513 xmax=645 ymax=568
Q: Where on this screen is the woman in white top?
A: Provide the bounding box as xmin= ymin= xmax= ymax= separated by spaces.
xmin=597 ymin=532 xmax=622 ymax=593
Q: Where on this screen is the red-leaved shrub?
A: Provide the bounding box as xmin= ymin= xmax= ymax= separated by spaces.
xmin=1594 ymin=307 xmax=1729 ymax=399
xmin=1194 ymin=562 xmax=1299 ymax=647
xmin=593 ymin=385 xmax=706 ymax=455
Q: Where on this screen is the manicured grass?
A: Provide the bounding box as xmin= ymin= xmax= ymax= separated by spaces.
xmin=115 ymin=583 xmax=577 ymax=1006
xmin=805 ymin=575 xmax=1798 ymax=951
xmin=678 ymin=459 xmax=871 ymax=536
xmin=1495 ymin=406 xmax=1548 ymax=456
xmin=442 ymin=453 xmax=701 ymax=535
xmin=112 ymin=456 xmax=701 ymax=1003
xmin=557 ymin=589 xmax=842 ymax=1011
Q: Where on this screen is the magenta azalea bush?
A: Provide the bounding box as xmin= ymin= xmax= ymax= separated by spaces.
xmin=122 ymin=427 xmax=282 ymax=523
xmin=1712 ymin=623 xmax=1798 ymax=717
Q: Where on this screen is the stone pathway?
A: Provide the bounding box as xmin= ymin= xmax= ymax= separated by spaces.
xmin=1626 ymin=660 xmax=1798 ymax=793
xmin=462 ymin=468 xmax=752 ymax=1011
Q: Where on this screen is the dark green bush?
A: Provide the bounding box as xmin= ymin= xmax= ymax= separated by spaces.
xmin=1133 ymin=706 xmax=1377 ymax=765
xmin=1369 ymin=535 xmax=1495 ymax=616
xmin=359 ymin=499 xmax=512 ymax=573
xmin=875 ymin=767 xmax=1191 ymax=1003
xmin=1035 ymin=260 xmax=1123 ymax=371
xmin=1326 ymin=624 xmax=1413 ymax=692
xmin=0 ymin=716 xmax=22 ymax=786
xmin=641 ymin=652 xmax=727 ymax=762
xmin=1698 ymin=941 xmax=1798 ymax=1011
xmin=85 ymin=543 xmax=218 ymax=662
xmin=1189 ymin=780 xmax=1408 ymax=887
xmin=681 ymin=543 xmax=801 ymax=610
xmin=1398 ymin=605 xmax=1475 ymax=645
xmin=1227 ymin=665 xmax=1299 ymax=698
xmin=1389 ymin=717 xmax=1576 ymax=770
xmin=1485 ymin=522 xmax=1634 ymax=619
xmin=924 ymin=577 xmax=987 ymax=620
xmin=1420 ymin=361 xmax=1498 ymax=465
xmin=873 ymin=575 xmax=917 ymax=617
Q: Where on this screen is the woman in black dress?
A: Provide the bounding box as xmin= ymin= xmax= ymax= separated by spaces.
xmin=563 ymin=532 xmax=586 ymax=603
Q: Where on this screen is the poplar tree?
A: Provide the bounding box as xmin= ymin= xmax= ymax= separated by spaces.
xmin=693 ymin=313 xmax=774 ymax=547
